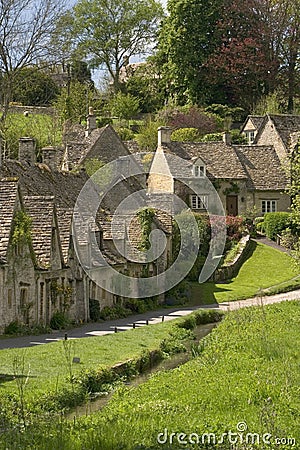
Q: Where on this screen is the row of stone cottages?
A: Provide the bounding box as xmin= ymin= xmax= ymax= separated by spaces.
xmin=0 ymin=111 xmax=299 ymax=330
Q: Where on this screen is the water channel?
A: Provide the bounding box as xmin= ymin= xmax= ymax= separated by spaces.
xmin=67 ymin=322 xmax=217 ymax=419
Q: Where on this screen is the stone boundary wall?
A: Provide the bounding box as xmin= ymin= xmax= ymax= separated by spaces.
xmin=212 ymin=234 xmax=251 ymax=282
xmin=1 ymin=105 xmax=55 ymax=116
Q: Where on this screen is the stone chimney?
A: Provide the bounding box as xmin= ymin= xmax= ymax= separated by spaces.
xmin=158 ymin=127 xmax=172 ymax=147
xmin=222 ymin=131 xmax=232 ymax=145
xmin=85 ymin=106 xmax=97 ymax=137
xmin=42 ymin=146 xmax=57 ymax=171
xmin=18 ymin=137 xmax=36 ymax=165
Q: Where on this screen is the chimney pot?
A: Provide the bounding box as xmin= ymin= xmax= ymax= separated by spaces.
xmin=158 ymin=127 xmax=172 ymax=146
xmin=85 ymin=107 xmax=97 ymax=137
xmin=18 ymin=137 xmax=36 ymax=165
xmin=42 ymin=146 xmax=57 ymax=171
xmin=222 ymin=132 xmax=232 ymax=145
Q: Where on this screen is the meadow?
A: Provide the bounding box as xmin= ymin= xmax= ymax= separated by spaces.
xmin=0 ymin=301 xmax=298 ymax=449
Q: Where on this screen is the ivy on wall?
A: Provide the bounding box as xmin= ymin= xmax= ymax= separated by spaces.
xmin=136 ymin=208 xmax=155 ymax=251
xmin=223 ymin=181 xmax=240 ymax=196
xmin=12 ymin=211 xmax=32 ymax=246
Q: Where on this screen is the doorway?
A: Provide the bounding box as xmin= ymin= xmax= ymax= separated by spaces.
xmin=226 ymin=195 xmax=238 ymax=216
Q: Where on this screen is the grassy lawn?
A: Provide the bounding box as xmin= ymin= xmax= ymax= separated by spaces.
xmin=0 ymin=320 xmax=178 ymax=401
xmin=190 ymin=240 xmax=299 ymax=305
xmin=22 ymin=301 xmax=299 ymax=450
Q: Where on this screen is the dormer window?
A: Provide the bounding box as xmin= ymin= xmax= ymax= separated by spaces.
xmin=193 ymin=164 xmax=205 ymax=177
xmin=244 ymin=130 xmax=255 ymax=145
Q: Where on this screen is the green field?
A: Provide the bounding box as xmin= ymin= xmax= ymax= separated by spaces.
xmin=15 ymin=300 xmax=298 ymax=450
xmin=191 ymin=241 xmax=299 ymax=304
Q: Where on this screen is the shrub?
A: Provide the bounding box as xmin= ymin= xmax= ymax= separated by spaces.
xmin=263 ymin=212 xmax=291 ymax=240
xmin=171 ymin=127 xmax=201 ymax=142
xmin=4 ymin=321 xmax=23 ymax=335
xmin=114 ymin=126 xmax=135 ymax=141
xmin=226 ymin=215 xmax=244 ymax=241
xmin=89 ymin=298 xmax=101 ymax=321
xmin=50 ymin=311 xmax=69 ymax=330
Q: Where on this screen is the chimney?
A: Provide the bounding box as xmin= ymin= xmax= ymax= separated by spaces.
xmin=158 ymin=126 xmax=172 ymax=147
xmin=18 ymin=137 xmax=36 ymax=165
xmin=222 ymin=131 xmax=232 ymax=145
xmin=85 ymin=106 xmax=97 ymax=137
xmin=42 ymin=146 xmax=57 ymax=171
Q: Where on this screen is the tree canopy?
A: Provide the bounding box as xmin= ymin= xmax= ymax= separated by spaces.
xmin=155 ymin=0 xmax=300 ymax=112
xmin=0 ymin=0 xmax=67 ymax=121
xmin=59 ymin=0 xmax=163 ymax=93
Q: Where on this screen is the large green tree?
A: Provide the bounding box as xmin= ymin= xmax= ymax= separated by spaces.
xmin=8 ymin=67 xmax=59 ymax=106
xmin=0 ymin=0 xmax=66 ymax=122
xmin=156 ymin=0 xmax=299 ymax=111
xmin=58 ymin=0 xmax=163 ymax=94
xmin=156 ymin=0 xmax=223 ymax=105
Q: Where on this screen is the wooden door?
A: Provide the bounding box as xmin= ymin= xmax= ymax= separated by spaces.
xmin=226 ymin=195 xmax=238 ymax=216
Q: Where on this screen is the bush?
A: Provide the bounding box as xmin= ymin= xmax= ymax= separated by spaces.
xmin=50 ymin=312 xmax=69 ymax=330
xmin=114 ymin=126 xmax=135 ymax=140
xmin=89 ymin=298 xmax=101 ymax=321
xmin=171 ymin=127 xmax=201 ymax=142
xmin=263 ymin=212 xmax=291 ymax=240
xmin=4 ymin=321 xmax=23 ymax=335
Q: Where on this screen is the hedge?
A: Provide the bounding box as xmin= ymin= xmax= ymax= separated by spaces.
xmin=263 ymin=212 xmax=291 ymax=240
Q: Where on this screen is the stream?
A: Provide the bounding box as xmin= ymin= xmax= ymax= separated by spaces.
xmin=67 ymin=322 xmax=217 ymax=419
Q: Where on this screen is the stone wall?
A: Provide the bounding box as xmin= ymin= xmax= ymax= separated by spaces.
xmin=1 ymin=105 xmax=54 ymax=116
xmin=256 ymin=120 xmax=287 ymax=162
xmin=212 ymin=234 xmax=251 ymax=282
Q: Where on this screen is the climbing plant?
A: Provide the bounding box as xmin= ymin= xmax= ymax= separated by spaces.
xmin=136 ymin=208 xmax=155 ymax=251
xmin=12 ymin=211 xmax=32 ymax=246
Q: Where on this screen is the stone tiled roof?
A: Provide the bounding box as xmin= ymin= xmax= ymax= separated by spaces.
xmin=0 ymin=160 xmax=88 ymax=209
xmin=55 ymin=207 xmax=73 ymax=264
xmin=235 ymin=145 xmax=289 ymax=190
xmin=0 ymin=178 xmax=19 ymax=261
xmin=23 ymin=196 xmax=55 ymax=269
xmin=241 ymin=115 xmax=264 ymax=131
xmin=161 ymin=142 xmax=247 ymax=180
xmin=254 ymin=114 xmax=300 ymax=148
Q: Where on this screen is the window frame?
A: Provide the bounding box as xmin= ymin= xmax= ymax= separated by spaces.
xmin=261 ymin=199 xmax=277 ymax=214
xmin=193 ymin=164 xmax=206 ymax=178
xmin=190 ymin=194 xmax=208 ymax=210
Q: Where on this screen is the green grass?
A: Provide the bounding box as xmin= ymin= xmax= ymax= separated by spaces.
xmin=17 ymin=301 xmax=299 ymax=450
xmin=2 ymin=113 xmax=61 ymax=158
xmin=0 ymin=321 xmax=178 ymax=401
xmin=191 ymin=240 xmax=299 ymax=304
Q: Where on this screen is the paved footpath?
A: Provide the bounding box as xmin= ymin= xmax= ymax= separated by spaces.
xmin=0 ymin=289 xmax=299 ymax=350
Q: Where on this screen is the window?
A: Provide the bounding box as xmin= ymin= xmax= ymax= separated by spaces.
xmin=245 ymin=130 xmax=255 ymax=144
xmin=190 ymin=195 xmax=208 ymax=210
xmin=261 ymin=200 xmax=277 ymax=214
xmin=193 ymin=165 xmax=205 ymax=177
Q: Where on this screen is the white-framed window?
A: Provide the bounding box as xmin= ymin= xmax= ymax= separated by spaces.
xmin=190 ymin=195 xmax=208 ymax=210
xmin=193 ymin=165 xmax=206 ymax=177
xmin=261 ymin=200 xmax=277 ymax=214
xmin=245 ymin=130 xmax=255 ymax=144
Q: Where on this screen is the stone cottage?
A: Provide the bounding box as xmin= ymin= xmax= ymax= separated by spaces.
xmin=148 ymin=127 xmax=290 ymax=216
xmin=0 ymin=126 xmax=170 ymax=331
xmin=241 ymin=114 xmax=300 ymax=161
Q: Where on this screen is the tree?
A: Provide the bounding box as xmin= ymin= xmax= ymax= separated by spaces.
xmin=8 ymin=67 xmax=59 ymax=106
xmin=109 ymin=92 xmax=140 ymax=122
xmin=156 ymin=0 xmax=299 ymax=111
xmin=156 ymin=0 xmax=223 ymax=105
xmin=53 ymin=81 xmax=94 ymax=124
xmin=60 ymin=0 xmax=163 ymax=94
xmin=0 ymin=0 xmax=67 ymax=122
